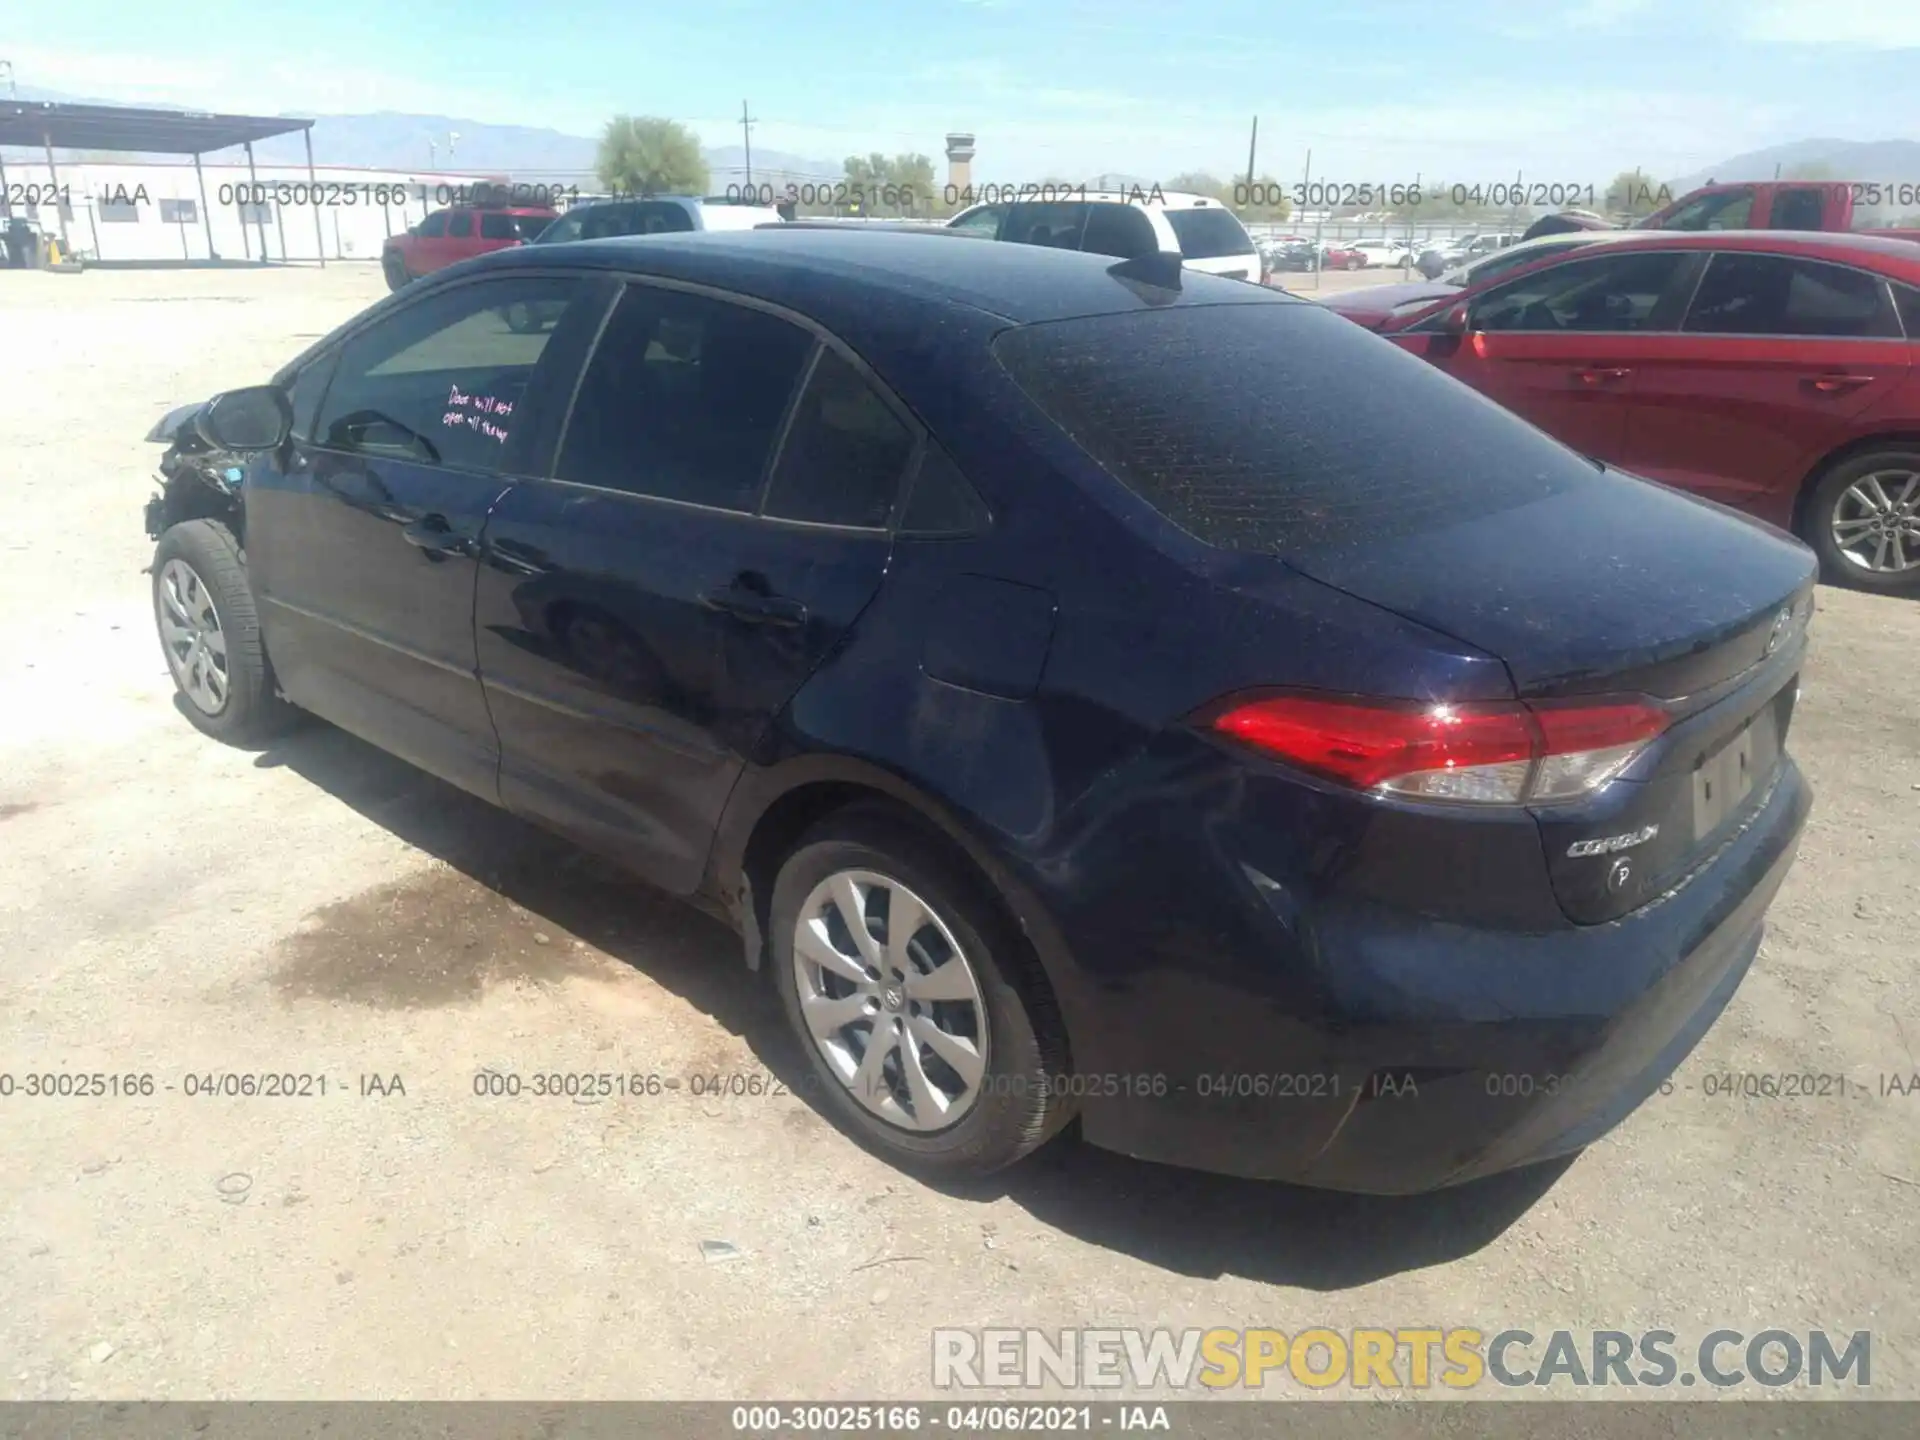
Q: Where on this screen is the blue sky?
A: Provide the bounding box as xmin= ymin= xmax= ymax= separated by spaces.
xmin=9 ymin=0 xmax=1920 ymax=180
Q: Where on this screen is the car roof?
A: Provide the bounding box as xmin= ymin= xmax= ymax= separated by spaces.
xmin=465 ymin=224 xmax=1294 ymax=328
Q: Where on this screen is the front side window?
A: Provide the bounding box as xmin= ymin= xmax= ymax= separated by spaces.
xmin=1895 ymin=282 xmax=1920 ymax=339
xmin=415 ymin=211 xmax=450 ymax=238
xmin=1471 ymin=251 xmax=1693 ymax=333
xmin=1079 ymin=204 xmax=1160 ymax=261
xmin=555 ymin=285 xmax=814 ymax=510
xmin=1463 ymin=238 xmax=1584 ymax=287
xmin=313 ymin=276 xmax=587 ymax=473
xmin=1657 ymin=188 xmax=1754 ymax=231
xmin=1683 ymin=253 xmax=1901 ymax=338
xmin=761 ymin=348 xmax=917 ymax=527
xmin=1769 ymin=188 xmax=1825 ymax=231
xmin=480 ymin=211 xmax=539 ymax=240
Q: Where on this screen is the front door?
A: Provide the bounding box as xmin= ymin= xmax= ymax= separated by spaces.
xmin=474 ymin=283 xmax=914 ymax=892
xmin=247 ymin=272 xmax=599 ymax=798
xmin=1402 ymin=248 xmax=1701 ymax=465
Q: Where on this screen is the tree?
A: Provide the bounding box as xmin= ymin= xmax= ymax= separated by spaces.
xmin=1164 ymin=170 xmax=1231 ymax=203
xmin=1603 ymin=169 xmax=1668 ymax=218
xmin=1235 ymin=174 xmax=1292 ymax=223
xmin=1782 ymin=160 xmax=1836 ymax=181
xmin=840 ymin=152 xmax=937 ymax=214
xmin=597 ymin=115 xmax=708 ymax=198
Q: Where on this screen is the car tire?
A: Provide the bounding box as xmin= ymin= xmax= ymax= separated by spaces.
xmin=382 ymin=254 xmax=410 ymax=292
xmin=1346 ymin=256 xmax=1363 ymax=271
xmin=768 ymin=805 xmax=1075 ymax=1179
xmin=151 ymin=519 xmax=298 ymax=745
xmin=1802 ymin=448 xmax=1920 ymax=595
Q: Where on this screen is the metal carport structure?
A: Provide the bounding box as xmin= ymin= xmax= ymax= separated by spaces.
xmin=0 ymin=101 xmax=322 ymax=264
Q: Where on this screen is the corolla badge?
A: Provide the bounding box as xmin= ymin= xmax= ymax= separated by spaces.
xmin=1567 ymin=824 xmax=1659 ymax=858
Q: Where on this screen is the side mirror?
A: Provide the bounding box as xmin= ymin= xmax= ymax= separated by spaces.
xmin=195 ymin=385 xmax=291 ymax=452
xmin=1439 ymin=300 xmax=1472 ymax=336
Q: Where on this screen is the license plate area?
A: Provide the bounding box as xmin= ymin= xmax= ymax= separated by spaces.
xmin=1692 ymin=705 xmax=1780 ymax=843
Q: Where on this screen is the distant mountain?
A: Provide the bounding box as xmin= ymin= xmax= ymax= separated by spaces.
xmin=1668 ymin=139 xmax=1920 ymax=192
xmin=4 ymin=87 xmax=840 ymax=185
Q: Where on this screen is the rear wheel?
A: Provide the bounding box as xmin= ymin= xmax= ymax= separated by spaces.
xmin=1803 ymin=448 xmax=1920 ymax=595
xmin=151 ymin=520 xmax=297 ymax=744
xmin=768 ymin=806 xmax=1074 ymax=1178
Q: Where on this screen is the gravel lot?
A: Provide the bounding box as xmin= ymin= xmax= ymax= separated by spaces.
xmin=1 ymin=261 xmax=1916 ymax=1401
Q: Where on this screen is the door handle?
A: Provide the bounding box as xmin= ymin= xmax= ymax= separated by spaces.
xmin=1808 ymin=374 xmax=1874 ymax=393
xmin=1572 ymin=367 xmax=1633 ymax=385
xmin=401 ymin=514 xmax=474 ymax=560
xmin=700 ymin=585 xmax=807 ymax=628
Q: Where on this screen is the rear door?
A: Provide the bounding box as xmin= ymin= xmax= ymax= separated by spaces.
xmin=1617 ymin=251 xmax=1911 ymax=524
xmin=1398 ymin=248 xmax=1701 ymax=464
xmin=474 ymin=282 xmax=915 ymax=892
xmin=247 ymin=272 xmax=599 ymax=798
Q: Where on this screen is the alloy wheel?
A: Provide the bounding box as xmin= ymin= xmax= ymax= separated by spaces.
xmin=157 ymin=558 xmax=229 ymax=714
xmin=1830 ymin=469 xmax=1920 ymax=575
xmin=790 ymin=869 xmax=989 ymax=1132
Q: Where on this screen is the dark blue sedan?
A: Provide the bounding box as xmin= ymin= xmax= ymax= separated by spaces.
xmin=144 ymin=228 xmax=1814 ymax=1192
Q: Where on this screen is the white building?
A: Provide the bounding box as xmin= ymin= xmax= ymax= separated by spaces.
xmin=0 ymin=156 xmax=568 ymax=264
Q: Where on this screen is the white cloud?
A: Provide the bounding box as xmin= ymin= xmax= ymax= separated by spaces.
xmin=1746 ymin=0 xmax=1920 ymax=46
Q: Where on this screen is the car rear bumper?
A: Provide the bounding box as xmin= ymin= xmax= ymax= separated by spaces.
xmin=1053 ymin=755 xmax=1810 ymax=1193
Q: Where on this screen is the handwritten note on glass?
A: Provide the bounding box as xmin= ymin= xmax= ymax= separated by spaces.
xmin=443 ymin=383 xmax=514 ymax=444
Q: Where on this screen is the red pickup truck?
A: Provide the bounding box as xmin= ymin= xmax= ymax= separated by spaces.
xmin=1528 ymin=180 xmax=1920 ymax=244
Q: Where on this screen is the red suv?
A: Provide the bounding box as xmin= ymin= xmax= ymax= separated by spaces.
xmin=382 ymin=203 xmax=556 ymax=289
xmin=1375 ymin=231 xmax=1920 ymax=593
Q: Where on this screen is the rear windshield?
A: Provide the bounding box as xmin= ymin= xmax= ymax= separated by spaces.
xmin=1164 ymin=208 xmax=1255 ymax=259
xmin=992 ymin=303 xmax=1592 ymax=554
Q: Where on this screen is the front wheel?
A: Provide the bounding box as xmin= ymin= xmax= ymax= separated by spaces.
xmin=382 ymin=253 xmax=410 ymax=291
xmin=1803 ymin=449 xmax=1920 ymax=594
xmin=152 ymin=519 xmax=297 ymax=744
xmin=769 ymin=807 xmax=1075 ymax=1178
xmin=1346 ymin=256 xmax=1363 ymax=271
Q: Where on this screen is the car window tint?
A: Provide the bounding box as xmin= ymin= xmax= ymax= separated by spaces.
xmin=479 ymin=211 xmax=520 ymax=240
xmin=446 ymin=211 xmax=473 ymax=238
xmin=900 ymin=443 xmax=991 ymax=536
xmin=1079 ymin=204 xmax=1159 ymax=261
xmin=1003 ymin=203 xmax=1089 ymax=249
xmin=760 ymin=348 xmax=916 ymax=527
xmin=314 ymin=276 xmax=586 ymax=473
xmin=633 ymin=202 xmax=697 ymax=233
xmin=1468 ymin=239 xmax=1581 ymax=285
xmin=993 ymin=304 xmax=1591 ymax=556
xmin=948 ymin=204 xmax=1005 ymax=238
xmin=1164 ymin=208 xmax=1255 ymax=259
xmin=1472 ymin=251 xmax=1691 ymax=332
xmin=1895 ymin=282 xmax=1920 ymax=339
xmin=1769 ymin=188 xmax=1825 ymax=231
xmin=1683 ymin=254 xmax=1901 ymax=338
xmin=416 ymin=211 xmax=449 ymax=238
xmin=1660 ymin=189 xmax=1754 ymax=231
xmin=555 ymin=284 xmax=813 ymax=510
xmin=286 ymin=352 xmax=338 ymax=442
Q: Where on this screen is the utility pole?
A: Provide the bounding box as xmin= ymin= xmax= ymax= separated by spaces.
xmin=0 ymin=59 xmax=16 ymax=99
xmin=1245 ymin=116 xmax=1258 ymax=189
xmin=741 ymin=100 xmax=757 ymax=194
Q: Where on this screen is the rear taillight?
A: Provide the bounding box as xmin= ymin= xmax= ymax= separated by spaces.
xmin=1208 ymin=693 xmax=1668 ymax=805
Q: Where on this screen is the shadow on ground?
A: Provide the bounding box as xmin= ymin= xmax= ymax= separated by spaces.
xmin=257 ymin=718 xmax=1569 ymax=1288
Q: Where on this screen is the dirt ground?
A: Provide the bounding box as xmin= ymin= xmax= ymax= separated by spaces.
xmin=1 ymin=261 xmax=1916 ymax=1402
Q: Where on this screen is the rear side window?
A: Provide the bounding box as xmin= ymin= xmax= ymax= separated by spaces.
xmin=555 ymin=285 xmax=813 ymax=510
xmin=1003 ymin=203 xmax=1089 ymax=249
xmin=1769 ymin=188 xmax=1825 ymax=231
xmin=1683 ymin=254 xmax=1901 ymax=338
xmin=761 ymin=349 xmax=917 ymax=527
xmin=1164 ymin=207 xmax=1254 ymax=259
xmin=480 ymin=211 xmax=545 ymax=240
xmin=992 ymin=303 xmax=1591 ymax=555
xmin=1080 ymin=204 xmax=1159 ymax=261
xmin=901 ymin=444 xmax=991 ymax=536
